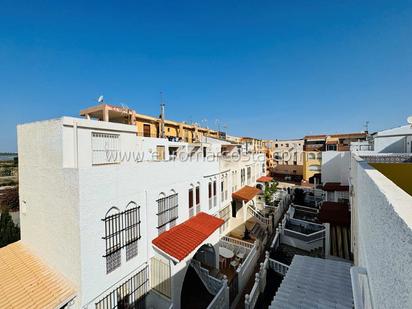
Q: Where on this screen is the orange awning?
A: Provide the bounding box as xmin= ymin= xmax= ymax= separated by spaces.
xmin=257 ymin=176 xmax=273 ymax=183
xmin=232 ymin=186 xmax=261 ymax=202
xmin=152 ymin=212 xmax=224 ymax=261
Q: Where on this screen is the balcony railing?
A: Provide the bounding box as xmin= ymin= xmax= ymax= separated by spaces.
xmin=196 ymin=203 xmax=201 ymax=214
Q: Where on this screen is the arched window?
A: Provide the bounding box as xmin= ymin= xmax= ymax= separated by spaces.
xmin=124 ymin=202 xmax=141 ymax=261
xmin=157 ymin=191 xmax=178 ymax=233
xmin=103 ymin=207 xmax=122 ymax=273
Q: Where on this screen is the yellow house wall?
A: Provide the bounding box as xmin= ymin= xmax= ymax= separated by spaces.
xmin=370 ymin=163 xmax=412 ymax=196
xmin=303 ymin=152 xmax=322 ymax=180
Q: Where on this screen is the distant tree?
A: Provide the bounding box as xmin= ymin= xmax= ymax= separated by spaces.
xmin=0 ymin=187 xmax=19 ymax=211
xmin=0 ymin=210 xmax=20 ymax=248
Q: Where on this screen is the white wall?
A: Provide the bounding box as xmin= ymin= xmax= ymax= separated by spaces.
xmin=350 ymin=155 xmax=412 ymax=308
xmin=18 ymin=116 xmax=266 ymax=309
xmin=17 ymin=119 xmax=82 ymax=303
xmin=321 ymin=151 xmax=350 ymax=185
xmin=373 ymin=124 xmax=412 ymax=153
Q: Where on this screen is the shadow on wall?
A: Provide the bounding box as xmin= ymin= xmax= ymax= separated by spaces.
xmin=378 ymin=137 xmax=406 ymax=153
xmin=321 ymin=153 xmax=350 ymax=185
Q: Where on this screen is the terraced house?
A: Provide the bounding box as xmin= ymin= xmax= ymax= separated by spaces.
xmin=0 ymin=104 xmax=291 ymax=309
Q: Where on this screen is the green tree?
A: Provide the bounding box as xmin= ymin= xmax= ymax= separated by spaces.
xmin=264 ymin=181 xmax=278 ymax=205
xmin=0 ymin=210 xmax=20 ymax=248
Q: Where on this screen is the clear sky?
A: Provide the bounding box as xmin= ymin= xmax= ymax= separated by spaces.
xmin=1 ymin=1 xmax=411 ymax=152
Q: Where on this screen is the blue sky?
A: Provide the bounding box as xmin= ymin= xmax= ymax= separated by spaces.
xmin=1 ymin=1 xmax=411 ymax=152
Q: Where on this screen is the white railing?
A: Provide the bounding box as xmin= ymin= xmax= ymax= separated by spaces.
xmin=236 ymin=241 xmax=259 ymax=293
xmin=270 ymin=230 xmax=281 ymax=250
xmin=269 ymin=258 xmax=289 ymax=276
xmin=220 ymin=236 xmax=255 ymax=249
xmin=244 ymin=251 xmax=270 ymax=309
xmin=247 ymin=205 xmax=271 ymax=227
xmin=283 ymin=228 xmax=325 ymax=243
xmin=207 ymin=277 xmax=229 ymax=309
xmin=190 ymin=260 xmax=223 ymax=295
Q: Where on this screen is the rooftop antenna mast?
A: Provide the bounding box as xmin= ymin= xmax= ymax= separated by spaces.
xmin=160 ymin=91 xmax=166 ymax=138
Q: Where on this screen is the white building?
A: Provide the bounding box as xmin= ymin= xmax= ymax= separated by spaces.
xmin=4 ymin=114 xmax=282 ymax=309
xmin=373 ymin=122 xmax=412 ymax=153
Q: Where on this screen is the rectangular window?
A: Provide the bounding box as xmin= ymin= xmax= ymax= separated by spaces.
xmin=213 ymin=181 xmax=217 ymax=196
xmin=92 ymin=132 xmax=120 ymax=165
xmin=143 ymin=124 xmax=151 ymax=137
xmin=156 ymin=146 xmax=165 ymax=161
xmin=157 ymin=194 xmax=179 ymax=230
xmin=95 ymin=266 xmax=149 ymax=309
xmin=195 ymin=186 xmax=200 ymax=205
xmin=188 ymin=189 xmax=193 ymax=208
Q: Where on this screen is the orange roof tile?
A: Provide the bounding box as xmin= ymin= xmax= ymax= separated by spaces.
xmin=152 ymin=212 xmax=224 ymax=261
xmin=257 ymin=176 xmax=273 ymax=182
xmin=0 ymin=241 xmax=76 ymax=309
xmin=232 ymin=186 xmax=261 ymax=202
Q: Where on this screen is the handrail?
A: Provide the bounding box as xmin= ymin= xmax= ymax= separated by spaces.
xmin=268 ymin=258 xmax=289 ymax=275
xmin=247 ymin=205 xmax=270 ymax=226
xmin=207 ymin=278 xmax=228 ymax=309
xmin=283 ymin=228 xmax=325 ymax=242
xmin=190 ymin=260 xmax=223 ymax=295
xmin=220 ymin=236 xmax=255 ymax=249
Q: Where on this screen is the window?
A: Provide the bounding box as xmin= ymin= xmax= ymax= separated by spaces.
xmin=92 ymin=132 xmax=120 ymax=165
xmin=195 ymin=186 xmax=200 ymax=205
xmin=157 ymin=193 xmax=178 ymax=232
xmin=95 ymin=266 xmax=149 ymax=309
xmin=143 ymin=124 xmax=151 ymax=137
xmin=327 ymin=144 xmax=337 ymax=151
xmin=219 ymin=206 xmax=230 ymax=232
xmin=124 ymin=203 xmax=141 ymax=261
xmin=241 ymin=168 xmax=245 ymax=186
xmin=188 ymin=189 xmax=193 ymax=209
xmin=102 ymin=204 xmax=142 ymax=273
xmin=247 ymin=167 xmax=251 ymax=183
xmin=156 ymin=146 xmax=165 ymax=161
xmin=203 ymin=147 xmax=207 ymax=158
xmin=103 ymin=208 xmax=122 ymax=273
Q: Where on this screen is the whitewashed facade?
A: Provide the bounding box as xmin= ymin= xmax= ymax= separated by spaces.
xmin=17 ymin=116 xmax=267 ymax=309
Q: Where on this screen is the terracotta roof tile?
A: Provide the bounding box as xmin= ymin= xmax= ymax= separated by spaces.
xmin=256 ymin=176 xmax=273 ymax=182
xmin=0 ymin=241 xmax=76 ymax=309
xmin=152 ymin=212 xmax=224 ymax=261
xmin=232 ymin=186 xmax=261 ymax=202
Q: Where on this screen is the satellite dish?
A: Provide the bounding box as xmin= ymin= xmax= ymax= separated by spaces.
xmin=98 ymin=95 xmax=104 ymax=104
xmin=407 ymin=116 xmax=412 ymax=125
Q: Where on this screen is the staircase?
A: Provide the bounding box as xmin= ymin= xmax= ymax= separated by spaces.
xmin=190 ymin=260 xmax=223 ymax=296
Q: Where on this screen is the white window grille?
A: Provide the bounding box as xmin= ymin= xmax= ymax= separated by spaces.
xmin=92 ymin=132 xmax=120 ymax=165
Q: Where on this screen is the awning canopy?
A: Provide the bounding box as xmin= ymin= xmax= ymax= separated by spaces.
xmin=0 ymin=241 xmax=76 ymax=309
xmin=232 ymin=186 xmax=261 ymax=202
xmin=256 ymin=176 xmax=273 ymax=183
xmin=152 ymin=212 xmax=224 ymax=261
